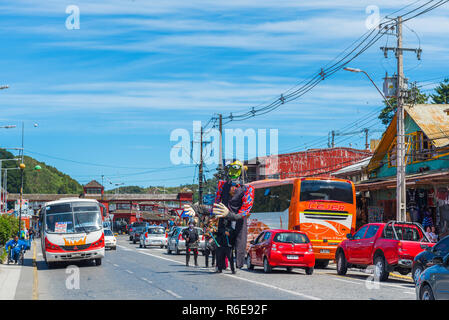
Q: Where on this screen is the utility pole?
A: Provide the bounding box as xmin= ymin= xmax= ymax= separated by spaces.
xmin=218 ymin=114 xmax=223 ymax=179
xmin=396 ymin=17 xmax=406 ymax=222
xmin=380 ymin=16 xmax=421 ymax=222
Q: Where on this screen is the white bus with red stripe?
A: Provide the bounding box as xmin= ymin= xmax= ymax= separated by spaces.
xmin=40 ymin=198 xmax=105 ymax=267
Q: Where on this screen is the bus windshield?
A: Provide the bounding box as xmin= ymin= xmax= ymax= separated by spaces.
xmin=45 ymin=202 xmax=102 ymax=234
xmin=300 ymin=180 xmax=353 ymax=204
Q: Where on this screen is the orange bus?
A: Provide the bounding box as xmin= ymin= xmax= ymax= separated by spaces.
xmin=249 ymin=177 xmax=356 ymax=268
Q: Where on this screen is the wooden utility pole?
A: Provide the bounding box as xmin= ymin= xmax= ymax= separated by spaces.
xmin=218 ymin=114 xmax=223 ymax=179
xmin=198 ymin=126 xmax=204 ymax=205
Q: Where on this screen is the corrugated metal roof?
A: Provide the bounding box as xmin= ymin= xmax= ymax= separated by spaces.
xmin=405 ymin=104 xmax=449 ymax=148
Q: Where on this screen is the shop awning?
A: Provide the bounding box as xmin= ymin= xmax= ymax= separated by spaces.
xmin=356 ymin=170 xmax=449 ymax=191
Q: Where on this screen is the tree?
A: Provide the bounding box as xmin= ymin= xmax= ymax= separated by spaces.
xmin=430 ymin=79 xmax=449 ymax=104
xmin=378 ymin=86 xmax=428 ymax=126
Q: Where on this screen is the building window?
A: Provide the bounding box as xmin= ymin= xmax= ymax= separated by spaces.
xmin=388 ymin=141 xmax=397 ymax=167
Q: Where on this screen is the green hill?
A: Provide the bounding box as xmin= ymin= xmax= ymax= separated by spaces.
xmin=0 ymin=148 xmax=83 ymax=194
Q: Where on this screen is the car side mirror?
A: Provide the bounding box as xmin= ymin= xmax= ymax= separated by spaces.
xmin=420 ymin=244 xmax=430 ymax=250
xmin=346 ymin=233 xmax=353 ymax=240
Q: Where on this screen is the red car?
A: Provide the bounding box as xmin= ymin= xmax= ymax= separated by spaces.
xmin=246 ymin=229 xmax=315 ymax=275
xmin=336 ymin=221 xmax=435 ymax=281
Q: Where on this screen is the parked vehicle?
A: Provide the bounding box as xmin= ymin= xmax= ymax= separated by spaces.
xmin=412 ymin=235 xmax=449 ymax=283
xmin=131 ymin=226 xmax=146 ymax=244
xmin=129 ymin=222 xmax=147 ymax=241
xmin=104 ymin=228 xmax=117 ymax=250
xmin=250 ymin=177 xmax=356 ymax=269
xmin=139 ymin=226 xmax=167 ymax=248
xmin=416 ymin=253 xmax=449 ymax=300
xmin=336 ymin=221 xmax=435 ymax=281
xmin=166 ymin=226 xmax=205 ymax=255
xmin=246 ymin=229 xmax=315 ymax=274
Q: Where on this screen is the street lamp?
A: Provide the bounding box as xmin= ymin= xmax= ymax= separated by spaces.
xmin=343 ymin=67 xmax=394 ymax=109
xmin=344 ymin=67 xmax=404 ymax=222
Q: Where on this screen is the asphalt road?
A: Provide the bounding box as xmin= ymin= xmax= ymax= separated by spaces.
xmin=14 ymin=235 xmax=416 ymax=300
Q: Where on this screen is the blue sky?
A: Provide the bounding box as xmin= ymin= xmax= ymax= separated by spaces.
xmin=0 ymin=0 xmax=448 ymax=189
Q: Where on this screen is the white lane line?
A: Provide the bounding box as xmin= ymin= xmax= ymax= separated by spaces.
xmin=116 ymin=245 xmax=132 ymax=251
xmin=165 ymin=289 xmax=182 ymax=299
xmin=223 ymin=274 xmax=321 ymax=300
xmin=141 ymin=277 xmax=153 ymax=284
xmin=112 ymin=264 xmax=119 ymax=267
xmin=333 ymin=276 xmax=415 ymax=292
xmin=137 ymin=251 xmax=184 ymax=265
xmin=125 ymin=270 xmax=134 ymax=274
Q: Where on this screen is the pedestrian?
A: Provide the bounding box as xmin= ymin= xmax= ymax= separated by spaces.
xmin=204 ymin=226 xmax=217 ymax=268
xmin=29 ymin=227 xmax=34 ymax=242
xmin=214 ymin=216 xmax=236 ymax=274
xmin=182 ymin=222 xmax=199 ymax=267
xmin=422 ymin=206 xmax=434 ymax=230
xmin=426 ymin=226 xmax=438 ymax=243
xmin=5 ymin=236 xmax=30 ymax=264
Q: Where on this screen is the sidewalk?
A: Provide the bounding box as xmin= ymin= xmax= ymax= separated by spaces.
xmin=0 ymin=262 xmax=23 ymax=299
xmin=0 ymin=241 xmax=36 ymax=300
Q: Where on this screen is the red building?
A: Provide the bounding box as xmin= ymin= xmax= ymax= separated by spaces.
xmin=246 ymin=147 xmax=372 ymax=181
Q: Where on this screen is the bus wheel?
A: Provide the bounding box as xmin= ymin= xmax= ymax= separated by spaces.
xmin=95 ymin=258 xmax=102 ymax=266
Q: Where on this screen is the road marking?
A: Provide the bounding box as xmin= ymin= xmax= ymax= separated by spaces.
xmin=141 ymin=277 xmax=152 ymax=284
xmin=125 ymin=270 xmax=134 ymax=274
xmin=32 ymin=240 xmax=38 ymax=300
xmin=332 ymin=275 xmax=414 ymax=292
xmin=165 ymin=289 xmax=182 ymax=299
xmin=137 ymin=251 xmax=184 ymax=265
xmin=112 ymin=264 xmax=119 ymax=267
xmin=223 ymin=274 xmax=321 ymax=300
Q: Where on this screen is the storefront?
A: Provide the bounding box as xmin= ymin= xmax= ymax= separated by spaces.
xmin=357 ymin=171 xmax=449 ymax=238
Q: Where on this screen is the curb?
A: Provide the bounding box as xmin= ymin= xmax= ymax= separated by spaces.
xmin=389 ymin=272 xmax=413 ymax=281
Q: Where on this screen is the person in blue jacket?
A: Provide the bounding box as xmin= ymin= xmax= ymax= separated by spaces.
xmin=5 ymin=236 xmax=30 ymax=264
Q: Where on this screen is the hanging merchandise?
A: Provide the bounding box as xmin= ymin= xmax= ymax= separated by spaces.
xmin=416 ymin=189 xmax=428 ymax=209
xmin=428 ymin=188 xmax=436 ymax=207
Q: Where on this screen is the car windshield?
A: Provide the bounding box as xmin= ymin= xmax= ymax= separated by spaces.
xmin=148 ymin=228 xmax=165 ymax=234
xmin=104 ymin=229 xmax=114 ymax=236
xmin=273 ymin=232 xmax=309 ymax=244
xmin=45 ymin=202 xmax=102 ymax=234
xmin=300 ymin=180 xmax=353 ymax=204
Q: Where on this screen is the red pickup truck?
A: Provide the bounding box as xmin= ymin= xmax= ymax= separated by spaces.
xmin=335 ymin=221 xmax=435 ymax=281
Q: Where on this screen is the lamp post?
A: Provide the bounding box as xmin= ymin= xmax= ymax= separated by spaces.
xmin=344 ymin=67 xmax=404 ymax=222
xmin=18 ymin=163 xmax=25 ymax=233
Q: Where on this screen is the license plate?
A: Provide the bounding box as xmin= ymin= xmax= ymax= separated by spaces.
xmin=320 ymin=249 xmax=330 ymax=254
xmin=286 ymin=255 xmax=298 ymax=260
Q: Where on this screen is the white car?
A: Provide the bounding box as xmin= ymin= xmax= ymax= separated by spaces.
xmin=139 ymin=226 xmax=168 ymax=248
xmin=104 ymin=229 xmax=117 ymax=250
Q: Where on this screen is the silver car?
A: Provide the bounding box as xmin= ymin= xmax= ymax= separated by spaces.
xmin=166 ymin=226 xmax=205 ymax=255
xmin=139 ymin=226 xmax=167 ymax=248
xmin=416 ymin=253 xmax=449 ymax=300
